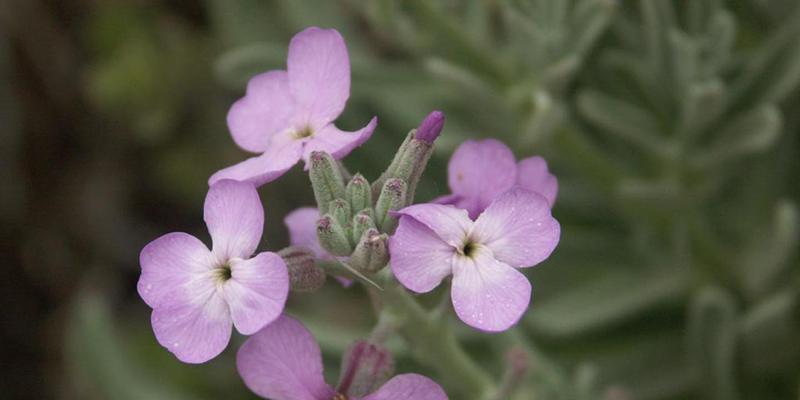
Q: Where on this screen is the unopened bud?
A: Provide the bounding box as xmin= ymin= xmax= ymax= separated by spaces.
xmin=350 ymin=229 xmax=389 ymax=273
xmin=316 ymin=215 xmax=352 ymax=256
xmin=329 ymin=198 xmax=352 ymax=227
xmin=278 ymin=246 xmax=326 ymax=292
xmin=336 ymin=341 xmax=395 ymax=398
xmin=351 ymin=209 xmax=376 ymax=244
xmin=346 ymin=174 xmax=372 ymax=213
xmin=374 ymin=178 xmax=407 ymax=233
xmin=414 ymin=110 xmax=445 ymax=143
xmin=309 ymin=151 xmax=346 ymax=214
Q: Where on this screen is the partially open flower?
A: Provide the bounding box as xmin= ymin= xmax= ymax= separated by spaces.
xmin=390 ymin=188 xmax=560 ymax=332
xmin=210 ymin=27 xmax=377 ymax=186
xmin=237 ymin=315 xmax=448 ymax=400
xmin=435 ymin=138 xmax=558 ymax=218
xmin=138 ymin=180 xmax=289 ymax=363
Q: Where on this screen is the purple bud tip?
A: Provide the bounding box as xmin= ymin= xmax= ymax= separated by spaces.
xmin=415 ymin=110 xmax=445 ymax=143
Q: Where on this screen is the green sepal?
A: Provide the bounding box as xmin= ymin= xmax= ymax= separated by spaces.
xmin=374 ymin=178 xmax=407 ymax=233
xmin=316 ymin=214 xmax=352 ymax=256
xmin=350 ymin=228 xmax=389 ymax=274
xmin=346 ymin=173 xmax=372 ymax=213
xmin=309 ymin=151 xmax=346 ymax=214
xmin=351 ymin=209 xmax=377 ymax=245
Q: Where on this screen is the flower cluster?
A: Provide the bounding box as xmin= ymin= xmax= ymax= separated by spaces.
xmin=138 ymin=26 xmax=560 ymax=399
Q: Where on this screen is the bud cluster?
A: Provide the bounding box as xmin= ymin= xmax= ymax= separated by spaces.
xmin=307 ymin=111 xmax=444 ymax=277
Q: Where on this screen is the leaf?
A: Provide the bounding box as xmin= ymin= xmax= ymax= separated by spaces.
xmin=687 ymin=287 xmax=740 ymax=400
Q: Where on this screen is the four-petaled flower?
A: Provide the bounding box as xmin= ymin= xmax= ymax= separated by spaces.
xmin=390 ymin=188 xmax=560 ymax=332
xmin=435 ymin=139 xmax=558 ymax=218
xmin=138 ymin=180 xmax=289 ymax=363
xmin=237 ymin=315 xmax=448 ymax=400
xmin=210 ymin=27 xmax=377 ymax=187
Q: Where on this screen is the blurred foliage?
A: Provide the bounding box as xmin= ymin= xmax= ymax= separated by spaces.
xmin=3 ymin=0 xmax=800 ymax=399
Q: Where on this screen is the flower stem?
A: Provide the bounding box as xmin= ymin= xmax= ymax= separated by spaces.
xmin=377 ymin=276 xmax=496 ymax=398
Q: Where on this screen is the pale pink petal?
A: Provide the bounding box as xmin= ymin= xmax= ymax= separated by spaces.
xmin=222 ymin=252 xmax=289 ymax=335
xmin=237 ymin=315 xmax=335 ymax=400
xmin=447 ymin=139 xmax=518 ymax=218
xmin=301 ymin=117 xmax=378 ymax=166
xmin=472 ymin=188 xmax=560 ymax=268
xmin=227 ymin=70 xmax=295 ymax=153
xmin=287 ymin=27 xmax=350 ymax=126
xmin=204 ymin=180 xmax=264 ymax=260
xmin=208 ymin=139 xmax=303 ymax=187
xmin=389 ymin=216 xmax=455 ymax=293
xmin=284 ymin=207 xmax=325 ymax=258
xmin=394 ymin=204 xmax=472 ymax=248
xmin=451 ymin=247 xmax=531 ymax=332
xmin=138 ymin=232 xmax=214 ymax=309
xmin=362 ymin=374 xmax=448 ymax=400
xmin=516 ymin=156 xmax=558 ymax=207
xmin=151 ymin=275 xmax=232 ymax=364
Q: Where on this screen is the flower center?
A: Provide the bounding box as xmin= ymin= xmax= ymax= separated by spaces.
xmin=331 ymin=394 xmax=348 ymax=400
xmin=214 ymin=263 xmax=232 ymax=282
xmin=293 ymin=125 xmax=314 ymax=139
xmin=460 ymin=241 xmax=478 ymax=258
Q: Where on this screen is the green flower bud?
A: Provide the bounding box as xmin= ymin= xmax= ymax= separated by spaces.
xmin=350 ymin=229 xmax=389 ymax=274
xmin=329 ymin=198 xmax=352 ymax=228
xmin=346 ymin=174 xmax=372 ymax=213
xmin=278 ymin=246 xmax=326 ymax=292
xmin=309 ymin=151 xmax=346 ymax=214
xmin=351 ymin=209 xmax=376 ymax=245
xmin=374 ymin=178 xmax=407 ymax=233
xmin=316 ymin=214 xmax=352 ymax=256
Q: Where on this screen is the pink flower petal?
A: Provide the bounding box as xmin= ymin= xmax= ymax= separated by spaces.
xmin=361 ymin=374 xmax=448 ymax=400
xmin=302 ymin=117 xmax=378 ymax=166
xmin=447 ymin=139 xmax=517 ymax=218
xmin=516 ymin=156 xmax=558 ymax=207
xmin=287 ymin=27 xmax=350 ymax=127
xmin=227 ymin=70 xmax=295 ymax=153
xmin=209 ymin=138 xmax=303 ymax=187
xmin=394 ymin=204 xmax=471 ymax=248
xmin=390 ymin=216 xmax=455 ymax=293
xmin=237 ymin=315 xmax=335 ymax=400
xmin=203 ymin=180 xmax=264 ymax=260
xmin=138 ymin=232 xmax=214 ymax=309
xmin=150 ymin=276 xmax=232 ymax=364
xmin=284 ymin=207 xmax=325 ymax=258
xmin=222 ymin=252 xmax=289 ymax=335
xmin=451 ymin=247 xmax=531 ymax=332
xmin=472 ymin=188 xmax=560 ymax=268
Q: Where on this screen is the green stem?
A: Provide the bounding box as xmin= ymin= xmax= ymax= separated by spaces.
xmin=378 ymin=278 xmax=495 ymax=398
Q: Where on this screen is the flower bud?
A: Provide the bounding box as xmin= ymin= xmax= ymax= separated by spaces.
xmin=336 ymin=341 xmax=395 ymax=398
xmin=374 ymin=178 xmax=407 ymax=233
xmin=329 ymin=198 xmax=352 ymax=228
xmin=351 ymin=209 xmax=376 ymax=244
xmin=350 ymin=229 xmax=389 ymax=274
xmin=309 ymin=151 xmax=346 ymax=214
xmin=346 ymin=174 xmax=372 ymax=213
xmin=316 ymin=214 xmax=352 ymax=256
xmin=414 ymin=110 xmax=445 ymax=144
xmin=278 ymin=246 xmax=326 ymax=292
xmin=371 ymin=111 xmax=445 ymax=203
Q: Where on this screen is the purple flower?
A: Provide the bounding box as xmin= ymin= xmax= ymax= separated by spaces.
xmin=237 ymin=315 xmax=448 ymax=400
xmin=210 ymin=27 xmax=378 ymax=187
xmin=138 ymin=180 xmax=289 ymax=363
xmin=390 ymin=188 xmax=560 ymax=332
xmin=435 ymin=139 xmax=558 ymax=218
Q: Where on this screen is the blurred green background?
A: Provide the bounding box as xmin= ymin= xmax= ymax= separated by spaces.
xmin=2 ymin=0 xmax=799 ymax=399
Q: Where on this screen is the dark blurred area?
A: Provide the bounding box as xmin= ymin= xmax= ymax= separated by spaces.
xmin=1 ymin=0 xmax=799 ymax=399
